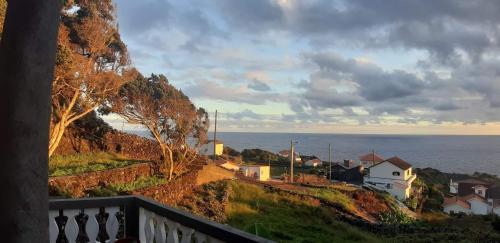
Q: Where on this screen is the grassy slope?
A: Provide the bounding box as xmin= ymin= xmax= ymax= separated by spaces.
xmin=226 ymin=181 xmax=382 ymax=243
xmin=88 ymin=175 xmax=167 ymax=196
xmin=49 ymin=152 xmax=147 ymax=176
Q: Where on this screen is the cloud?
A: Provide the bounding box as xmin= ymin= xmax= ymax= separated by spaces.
xmin=113 ymin=0 xmax=500 ymax=131
xmin=248 ymin=79 xmax=272 ymax=91
xmin=183 ymin=80 xmax=284 ymax=105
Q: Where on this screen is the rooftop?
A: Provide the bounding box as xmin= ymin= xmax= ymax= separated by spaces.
xmin=359 ymin=153 xmax=385 ymax=163
xmin=383 ymin=157 xmax=412 ymax=170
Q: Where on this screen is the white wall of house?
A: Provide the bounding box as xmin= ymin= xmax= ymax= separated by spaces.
xmin=473 ymin=186 xmax=487 ymax=198
xmin=363 ymin=177 xmax=412 ymax=200
xmin=468 ymin=199 xmax=489 ymax=215
xmin=364 ymin=161 xmax=415 ymax=200
xmin=241 ymin=166 xmax=270 ymax=181
xmin=443 ymin=204 xmax=470 ymax=214
xmin=449 ymin=181 xmax=458 ymax=194
xmin=199 ymin=142 xmax=223 ymax=156
xmin=369 ymin=162 xmax=407 ymax=181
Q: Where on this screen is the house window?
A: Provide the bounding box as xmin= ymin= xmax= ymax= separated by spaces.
xmin=386 ymin=184 xmax=392 ymax=189
xmin=392 ymin=171 xmax=400 ymax=176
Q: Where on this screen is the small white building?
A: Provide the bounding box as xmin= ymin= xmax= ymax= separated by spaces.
xmin=240 ymin=165 xmax=270 ymax=181
xmin=304 ymin=158 xmax=322 ymax=167
xmin=363 ymin=157 xmax=416 ymax=200
xmin=199 ymin=140 xmax=224 ymax=156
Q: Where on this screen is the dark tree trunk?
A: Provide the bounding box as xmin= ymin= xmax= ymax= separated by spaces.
xmin=0 ymin=0 xmax=60 ymax=242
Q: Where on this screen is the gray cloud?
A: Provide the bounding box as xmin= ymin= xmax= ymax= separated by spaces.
xmin=114 ymin=0 xmax=500 ymax=128
xmin=248 ymin=79 xmax=271 ymax=92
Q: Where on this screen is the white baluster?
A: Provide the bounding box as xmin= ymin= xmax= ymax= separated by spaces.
xmin=105 ymin=207 xmax=120 ymax=243
xmin=178 ymin=225 xmax=194 ymax=243
xmin=154 ymin=215 xmax=167 ymax=243
xmin=165 ymin=219 xmax=180 ymax=243
xmin=139 ymin=208 xmax=146 ymax=243
xmin=64 ymin=209 xmax=80 ymax=243
xmin=193 ymin=231 xmax=208 ymax=243
xmin=48 ymin=211 xmax=59 ymax=243
xmin=143 ymin=209 xmax=155 ymax=243
xmin=85 ymin=208 xmax=99 ymax=243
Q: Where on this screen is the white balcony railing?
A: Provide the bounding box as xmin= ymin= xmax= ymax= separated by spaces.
xmin=49 ymin=196 xmax=273 ymax=243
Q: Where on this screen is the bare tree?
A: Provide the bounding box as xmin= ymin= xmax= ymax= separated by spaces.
xmin=111 ymin=73 xmax=209 ymax=180
xmin=48 ymin=0 xmax=131 ymax=157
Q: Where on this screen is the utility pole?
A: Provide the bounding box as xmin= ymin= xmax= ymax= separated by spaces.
xmin=372 ymin=149 xmax=375 ymax=165
xmin=213 ymin=110 xmax=218 ymax=161
xmin=290 ymin=140 xmax=294 ymax=183
xmin=329 ymin=144 xmax=332 ymax=181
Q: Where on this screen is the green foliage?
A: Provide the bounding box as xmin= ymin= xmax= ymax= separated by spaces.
xmin=405 ymin=197 xmax=418 ymax=211
xmin=223 ymin=146 xmax=241 ymax=157
xmin=379 ymin=210 xmax=414 ymax=224
xmin=49 ymin=152 xmax=144 ymax=176
xmin=88 ymin=176 xmax=167 ymax=196
xmin=226 ymin=181 xmax=381 ymax=243
xmin=493 ymin=216 xmax=500 ymax=232
xmin=241 ymin=149 xmax=280 ymax=163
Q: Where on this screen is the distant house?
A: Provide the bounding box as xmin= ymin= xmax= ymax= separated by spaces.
xmin=199 ymin=140 xmax=224 ymax=156
xmin=241 ymin=165 xmax=270 ymax=181
xmin=443 ymin=179 xmax=500 ymax=215
xmin=329 ymin=160 xmax=364 ymax=184
xmin=278 ymin=150 xmax=301 ymax=162
xmin=304 ymin=158 xmax=322 ymax=167
xmin=363 ymin=157 xmax=416 ymax=200
xmin=359 ymin=152 xmax=385 ymax=167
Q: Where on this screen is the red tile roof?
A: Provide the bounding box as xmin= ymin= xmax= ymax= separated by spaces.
xmin=359 ymin=153 xmax=385 ymax=163
xmin=384 ymin=157 xmax=412 ymax=170
xmin=443 ymin=196 xmax=471 ymax=209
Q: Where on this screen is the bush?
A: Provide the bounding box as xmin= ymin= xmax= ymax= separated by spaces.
xmin=492 ymin=217 xmax=500 ymax=232
xmin=379 ymin=210 xmax=414 ymax=224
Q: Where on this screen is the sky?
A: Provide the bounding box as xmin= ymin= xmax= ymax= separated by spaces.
xmin=107 ymin=0 xmax=500 ymax=135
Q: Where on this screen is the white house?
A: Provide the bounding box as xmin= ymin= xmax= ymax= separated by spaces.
xmin=443 ymin=194 xmax=489 ymax=215
xmin=199 ymin=140 xmax=224 ymax=156
xmin=363 ymin=157 xmax=416 ymax=200
xmin=240 ymin=165 xmax=270 ymax=181
xmin=443 ymin=179 xmax=500 ymax=215
xmin=304 ymin=158 xmax=322 ymax=167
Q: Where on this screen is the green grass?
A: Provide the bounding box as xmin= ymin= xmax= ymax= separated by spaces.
xmin=88 ymin=175 xmax=167 ymax=197
xmin=49 ymin=152 xmax=146 ymax=176
xmin=226 ymin=181 xmax=382 ymax=243
xmin=307 ymin=188 xmax=355 ymax=211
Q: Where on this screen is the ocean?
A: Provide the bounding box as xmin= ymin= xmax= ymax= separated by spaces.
xmin=212 ymin=132 xmax=500 ymax=176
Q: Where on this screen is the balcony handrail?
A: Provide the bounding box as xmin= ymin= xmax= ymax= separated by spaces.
xmin=49 ymin=195 xmax=274 ymax=243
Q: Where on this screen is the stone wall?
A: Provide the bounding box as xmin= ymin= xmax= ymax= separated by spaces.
xmin=133 ymin=163 xmax=235 ymax=206
xmin=49 ymin=162 xmax=153 ymax=197
xmin=55 ymin=129 xmax=161 ymax=161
